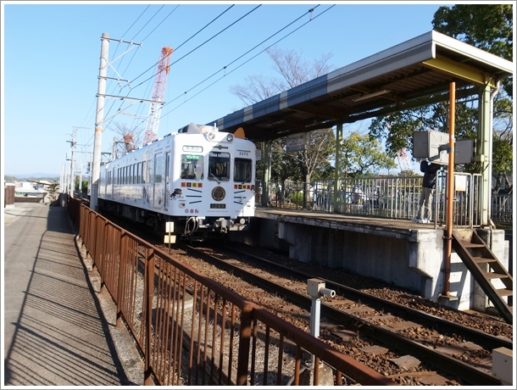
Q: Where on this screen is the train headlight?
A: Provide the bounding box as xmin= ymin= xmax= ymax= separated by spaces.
xmin=226 ymin=134 xmax=234 ymax=142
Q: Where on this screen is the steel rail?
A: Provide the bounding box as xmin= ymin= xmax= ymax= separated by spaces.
xmin=184 ymin=244 xmax=502 ymax=385
xmin=222 ymin=244 xmax=512 ymax=351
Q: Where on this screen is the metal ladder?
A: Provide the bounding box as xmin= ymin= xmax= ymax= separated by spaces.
xmin=452 ymin=230 xmax=512 ymax=323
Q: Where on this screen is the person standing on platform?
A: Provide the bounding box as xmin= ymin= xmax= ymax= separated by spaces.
xmin=415 ymin=160 xmax=441 ymax=223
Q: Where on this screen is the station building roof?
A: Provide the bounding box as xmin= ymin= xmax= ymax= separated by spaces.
xmin=213 ymin=30 xmax=513 ymax=142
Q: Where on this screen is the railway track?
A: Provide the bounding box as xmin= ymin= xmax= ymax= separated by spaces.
xmin=220 ymin=243 xmax=512 ymax=350
xmin=174 ymin=242 xmax=510 ymax=385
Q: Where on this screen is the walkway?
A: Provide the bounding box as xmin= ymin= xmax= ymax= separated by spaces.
xmin=3 ymin=203 xmax=130 ymax=386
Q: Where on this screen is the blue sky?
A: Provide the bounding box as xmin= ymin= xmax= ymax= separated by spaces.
xmin=2 ymin=1 xmax=441 ymax=177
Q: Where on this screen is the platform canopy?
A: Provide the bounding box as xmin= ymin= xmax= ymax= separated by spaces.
xmin=213 ymin=30 xmax=513 ymax=142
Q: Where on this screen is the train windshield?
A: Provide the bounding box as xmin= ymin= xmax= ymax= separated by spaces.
xmin=181 ymin=154 xmax=204 ymax=180
xmin=208 ymin=151 xmax=230 ymax=182
xmin=234 ymin=158 xmax=252 ymax=182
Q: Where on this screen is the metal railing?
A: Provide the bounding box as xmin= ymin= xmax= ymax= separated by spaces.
xmin=265 ymin=173 xmax=489 ymax=227
xmin=67 ymin=198 xmax=390 ymax=386
xmin=491 ymin=193 xmax=513 ymax=226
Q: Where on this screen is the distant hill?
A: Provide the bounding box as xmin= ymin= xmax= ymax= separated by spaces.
xmin=5 ymin=173 xmax=59 ymax=182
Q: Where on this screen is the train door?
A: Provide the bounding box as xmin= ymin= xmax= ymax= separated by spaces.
xmin=164 ymin=152 xmax=171 ymax=210
xmin=153 ymin=152 xmax=165 ymax=209
xmin=207 ymin=151 xmax=231 ymax=213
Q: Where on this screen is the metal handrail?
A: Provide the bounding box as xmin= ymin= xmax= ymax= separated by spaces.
xmin=265 ymin=173 xmax=490 ymax=227
xmin=68 ymin=198 xmax=390 ymax=386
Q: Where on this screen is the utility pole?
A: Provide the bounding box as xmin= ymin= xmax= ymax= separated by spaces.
xmin=65 ymin=155 xmax=71 ymax=195
xmin=90 ymin=33 xmax=141 ymax=209
xmin=66 ymin=128 xmax=77 ymax=198
xmin=91 ymin=32 xmax=110 ymax=210
xmin=78 ymin=162 xmax=82 ymax=197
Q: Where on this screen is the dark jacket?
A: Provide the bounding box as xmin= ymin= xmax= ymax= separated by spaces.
xmin=420 ymin=161 xmax=441 ymax=189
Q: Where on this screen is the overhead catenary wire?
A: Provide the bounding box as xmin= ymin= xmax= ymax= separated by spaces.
xmin=128 ymin=4 xmax=235 ymax=86
xmin=104 ymin=4 xmax=262 ymax=140
xmin=104 ymin=5 xmax=181 ymax=128
xmin=140 ymin=5 xmax=180 ymax=42
xmin=128 ymin=5 xmax=261 ymax=93
xmin=78 ymin=6 xmax=151 ymax=145
xmin=99 ymin=5 xmax=161 ymax=133
xmin=165 ymin=5 xmax=321 ymax=108
xmin=161 ymin=5 xmax=336 ymax=119
xmin=130 ymin=5 xmax=165 ymax=41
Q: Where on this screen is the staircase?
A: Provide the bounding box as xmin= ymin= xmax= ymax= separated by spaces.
xmin=452 ymin=230 xmax=512 ymax=324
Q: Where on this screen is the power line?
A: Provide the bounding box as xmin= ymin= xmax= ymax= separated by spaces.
xmin=106 ymin=3 xmax=179 ymax=127
xmin=175 ymin=4 xmax=234 ymax=52
xmin=104 ymin=5 xmax=260 ymax=135
xmin=129 ymin=5 xmax=261 ymax=92
xmin=161 ymin=5 xmax=335 ymax=119
xmin=131 ymin=5 xmax=165 ymax=41
xmin=77 ymin=7 xmax=150 ymax=143
xmin=128 ymin=5 xmax=235 ymax=86
xmin=141 ymin=5 xmax=180 ymax=41
xmin=121 ymin=5 xmax=150 ymax=38
xmin=102 ymin=6 xmax=155 ymax=124
xmin=165 ymin=5 xmax=320 ymax=108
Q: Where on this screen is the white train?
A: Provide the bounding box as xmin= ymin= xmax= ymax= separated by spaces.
xmin=98 ymin=123 xmax=256 ymax=240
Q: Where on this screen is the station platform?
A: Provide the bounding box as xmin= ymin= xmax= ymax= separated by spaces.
xmin=243 ymin=207 xmax=509 ymax=313
xmin=3 ymin=203 xmax=134 ymax=386
xmin=256 ymin=207 xmax=439 ymax=239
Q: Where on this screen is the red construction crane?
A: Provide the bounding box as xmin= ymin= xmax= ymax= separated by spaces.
xmin=143 ymin=46 xmax=174 ymax=145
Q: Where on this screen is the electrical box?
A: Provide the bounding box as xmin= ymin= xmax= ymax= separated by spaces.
xmin=307 ymin=278 xmax=325 ymax=298
xmin=455 ymin=139 xmax=475 ymax=164
xmin=413 ymin=131 xmax=474 ymax=165
xmin=413 ymin=131 xmax=449 ymax=164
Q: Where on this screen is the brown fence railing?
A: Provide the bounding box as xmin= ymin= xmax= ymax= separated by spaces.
xmin=67 ymin=198 xmax=391 ymax=386
xmin=265 ymin=173 xmax=487 ymax=227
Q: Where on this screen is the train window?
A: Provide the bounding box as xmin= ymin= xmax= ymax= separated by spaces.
xmin=234 ymin=158 xmax=252 ymax=182
xmin=208 ymin=151 xmax=230 ymax=182
xmin=154 ymin=153 xmax=163 ymax=183
xmin=181 ymin=154 xmax=204 ymax=180
xmin=143 ymin=161 xmax=149 ymax=183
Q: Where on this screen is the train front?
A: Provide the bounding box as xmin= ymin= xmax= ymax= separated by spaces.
xmin=169 ymin=124 xmax=256 ymax=236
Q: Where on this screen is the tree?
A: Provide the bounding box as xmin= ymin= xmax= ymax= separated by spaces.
xmin=369 ymin=4 xmax=513 ymax=178
xmin=432 ymin=4 xmax=513 ymax=183
xmin=231 ymin=49 xmax=334 ymax=205
xmin=432 ymin=4 xmax=513 ymax=96
xmin=336 ymin=132 xmax=396 ymax=178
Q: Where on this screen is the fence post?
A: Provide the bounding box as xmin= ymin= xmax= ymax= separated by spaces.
xmin=144 ymin=250 xmax=155 ymax=385
xmin=236 ymin=303 xmax=254 ymax=385
xmin=116 ymin=232 xmax=126 ymax=326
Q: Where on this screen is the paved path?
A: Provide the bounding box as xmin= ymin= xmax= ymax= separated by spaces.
xmin=3 ymin=203 xmax=129 ymax=386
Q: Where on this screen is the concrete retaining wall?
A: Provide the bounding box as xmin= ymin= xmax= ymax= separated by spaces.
xmin=238 ymin=217 xmax=509 ymax=312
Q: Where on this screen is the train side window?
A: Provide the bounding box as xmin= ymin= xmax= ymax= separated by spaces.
xmin=208 ymin=152 xmax=230 ymax=181
xmin=143 ymin=161 xmax=149 ymax=183
xmin=181 ymin=154 xmax=204 ymax=180
xmin=154 ymin=153 xmax=163 ymax=183
xmin=234 ymin=158 xmax=252 ymax=183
